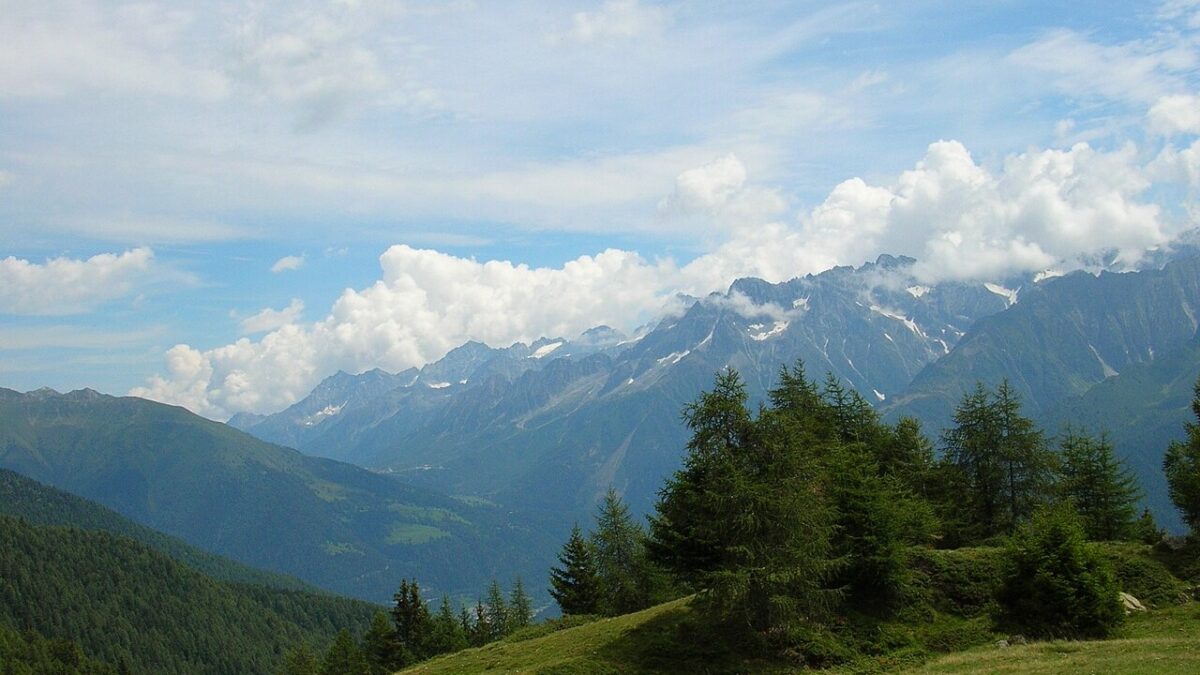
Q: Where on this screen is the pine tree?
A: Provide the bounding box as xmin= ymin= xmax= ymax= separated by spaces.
xmin=426 ymin=595 xmax=468 ymax=656
xmin=1059 ymin=428 xmax=1142 ymax=541
xmin=280 ymin=643 xmax=321 ymax=675
xmin=1133 ymin=508 xmax=1163 ymax=545
xmin=508 ymin=578 xmax=533 ymax=632
xmin=469 ymin=601 xmax=490 ymax=647
xmin=549 ymin=524 xmax=602 ymax=615
xmin=942 ymin=381 xmax=1054 ymax=539
xmin=1164 ymin=379 xmax=1200 ymax=533
xmin=591 ymin=488 xmax=651 ymax=615
xmin=650 ymin=366 xmax=837 ymax=636
xmin=360 ymin=611 xmax=399 ymax=675
xmin=320 ymin=630 xmax=370 ymax=675
xmin=390 ymin=579 xmax=432 ymax=663
xmin=484 ymin=580 xmax=509 ymax=640
xmin=994 ymin=381 xmax=1055 ymax=531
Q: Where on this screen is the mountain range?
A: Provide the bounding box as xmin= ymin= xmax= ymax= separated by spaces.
xmin=233 ymin=252 xmax=1200 ymax=536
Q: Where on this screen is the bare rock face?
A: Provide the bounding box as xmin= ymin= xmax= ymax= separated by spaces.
xmin=1120 ymin=592 xmax=1147 ymax=614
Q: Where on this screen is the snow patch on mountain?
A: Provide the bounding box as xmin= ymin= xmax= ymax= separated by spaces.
xmin=529 ymin=341 xmax=564 ymax=359
xmin=748 ymin=320 xmax=789 ymax=341
xmin=299 ymin=403 xmax=344 ymax=427
xmin=984 ymin=283 xmax=1019 ymax=306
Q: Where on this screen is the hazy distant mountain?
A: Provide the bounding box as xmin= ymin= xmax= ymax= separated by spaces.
xmin=235 ymin=256 xmax=1018 ymax=520
xmin=885 ymin=255 xmax=1200 ymax=434
xmin=0 ymin=388 xmax=555 ymax=602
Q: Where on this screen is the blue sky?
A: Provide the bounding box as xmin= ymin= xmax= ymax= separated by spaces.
xmin=1 ymin=0 xmax=1199 ymax=417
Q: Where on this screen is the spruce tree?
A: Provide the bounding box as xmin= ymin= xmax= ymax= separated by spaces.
xmin=650 ymin=366 xmax=837 ymax=636
xmin=484 ymin=580 xmax=509 ymax=640
xmin=1164 ymin=379 xmax=1200 ymax=533
xmin=549 ymin=524 xmax=601 ymax=615
xmin=427 ymin=595 xmax=468 ymax=656
xmin=1133 ymin=508 xmax=1163 ymax=545
xmin=280 ymin=643 xmax=321 ymax=675
xmin=1059 ymin=428 xmax=1142 ymax=541
xmin=390 ymin=579 xmax=431 ymax=663
xmin=942 ymin=381 xmax=1053 ymax=539
xmin=319 ymin=630 xmax=370 ymax=675
xmin=591 ymin=488 xmax=650 ymax=615
xmin=360 ymin=611 xmax=399 ymax=675
xmin=508 ymin=578 xmax=533 ymax=632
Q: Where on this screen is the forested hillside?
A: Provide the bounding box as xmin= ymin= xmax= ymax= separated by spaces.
xmin=0 ymin=515 xmax=379 ymax=674
xmin=0 ymin=388 xmax=555 ymax=601
xmin=0 ymin=468 xmax=312 ymax=590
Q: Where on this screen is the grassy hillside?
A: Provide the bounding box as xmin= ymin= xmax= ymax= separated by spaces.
xmin=400 ymin=542 xmax=1196 ymax=674
xmin=399 ymin=597 xmax=1199 ymax=675
xmin=911 ymin=604 xmax=1200 ymax=674
xmin=0 ymin=515 xmax=379 ymax=675
xmin=0 ymin=387 xmax=556 ymax=601
xmin=0 ymin=468 xmax=313 ymax=591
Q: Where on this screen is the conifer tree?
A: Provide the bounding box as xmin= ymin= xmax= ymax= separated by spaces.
xmin=469 ymin=601 xmax=490 ymax=647
xmin=280 ymin=643 xmax=321 ymax=675
xmin=484 ymin=580 xmax=509 ymax=640
xmin=549 ymin=523 xmax=601 ymax=615
xmin=508 ymin=578 xmax=533 ymax=632
xmin=1164 ymin=379 xmax=1200 ymax=533
xmin=651 ymin=366 xmax=837 ymax=636
xmin=591 ymin=488 xmax=651 ymax=615
xmin=360 ymin=611 xmax=399 ymax=675
xmin=427 ymin=595 xmax=468 ymax=656
xmin=1059 ymin=428 xmax=1141 ymax=540
xmin=390 ymin=579 xmax=431 ymax=663
xmin=942 ymin=381 xmax=1053 ymax=539
xmin=1133 ymin=508 xmax=1163 ymax=545
xmin=320 ymin=629 xmax=370 ymax=675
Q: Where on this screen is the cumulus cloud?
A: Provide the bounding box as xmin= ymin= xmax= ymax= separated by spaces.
xmin=270 ymin=255 xmax=306 ymax=273
xmin=133 ymin=246 xmax=680 ymax=416
xmin=238 ymin=299 xmax=304 ymax=334
xmin=135 ymin=136 xmax=1182 ymax=417
xmin=1149 ymin=94 xmax=1200 ymax=135
xmin=551 ymin=0 xmax=671 ymax=45
xmin=0 ymin=248 xmax=158 ymax=315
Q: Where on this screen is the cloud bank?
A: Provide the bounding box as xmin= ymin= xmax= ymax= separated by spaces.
xmin=134 ymin=123 xmax=1198 ymax=417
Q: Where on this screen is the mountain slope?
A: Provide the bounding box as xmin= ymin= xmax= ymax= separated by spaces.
xmin=1039 ymin=336 xmax=1200 ymax=532
xmin=0 ymin=467 xmax=312 ymax=590
xmin=0 ymin=514 xmax=378 ymax=675
xmin=236 ymin=256 xmax=1016 ymax=524
xmin=0 ymin=388 xmax=554 ymax=602
xmin=885 ymin=255 xmax=1200 ymax=436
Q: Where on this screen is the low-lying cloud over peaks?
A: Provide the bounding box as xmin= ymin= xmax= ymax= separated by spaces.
xmin=133 ymin=124 xmax=1199 ymax=418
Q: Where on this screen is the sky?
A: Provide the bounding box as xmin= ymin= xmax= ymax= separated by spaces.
xmin=2 ymin=0 xmax=1199 ymax=418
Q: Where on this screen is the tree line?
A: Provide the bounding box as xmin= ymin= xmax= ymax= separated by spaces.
xmin=550 ymin=363 xmax=1198 ymax=653
xmin=278 ymin=576 xmax=534 ymax=674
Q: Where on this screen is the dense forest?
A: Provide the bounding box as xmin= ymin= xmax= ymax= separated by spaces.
xmin=0 ymin=515 xmax=378 ymax=674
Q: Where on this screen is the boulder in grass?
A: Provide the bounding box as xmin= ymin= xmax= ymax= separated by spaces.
xmin=1120 ymin=592 xmax=1147 ymax=614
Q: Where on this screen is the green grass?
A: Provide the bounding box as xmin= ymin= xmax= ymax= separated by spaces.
xmin=909 ymin=603 xmax=1200 ymax=674
xmin=399 ymin=598 xmax=794 ymax=674
xmin=398 ymin=600 xmax=1200 ymax=675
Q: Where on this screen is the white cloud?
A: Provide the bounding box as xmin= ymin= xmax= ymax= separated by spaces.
xmin=238 ymin=299 xmax=305 ymax=334
xmin=270 ymin=255 xmax=306 ymax=273
xmin=551 ymin=0 xmax=671 ymax=45
xmin=1149 ymin=94 xmax=1200 ymax=135
xmin=0 ymin=248 xmax=158 ymax=315
xmin=1007 ymin=29 xmax=1196 ymax=104
xmin=134 ymin=134 xmax=1183 ymax=417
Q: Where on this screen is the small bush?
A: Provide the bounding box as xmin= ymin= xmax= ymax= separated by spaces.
xmin=994 ymin=506 xmax=1124 ymax=639
xmin=907 ymin=547 xmax=1005 ymax=617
